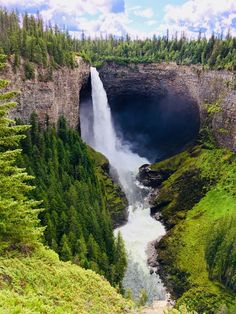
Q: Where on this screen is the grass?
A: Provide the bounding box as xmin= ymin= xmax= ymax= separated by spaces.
xmin=153 ymin=146 xmax=236 ymax=312
xmin=0 ymin=246 xmax=134 ymax=314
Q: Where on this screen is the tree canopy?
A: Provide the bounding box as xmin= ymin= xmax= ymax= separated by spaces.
xmin=18 ymin=114 xmax=127 ymax=287
xmin=0 ymin=8 xmax=236 ymax=72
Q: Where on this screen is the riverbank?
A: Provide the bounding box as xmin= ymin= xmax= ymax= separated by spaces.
xmin=138 ymin=145 xmax=236 ymax=313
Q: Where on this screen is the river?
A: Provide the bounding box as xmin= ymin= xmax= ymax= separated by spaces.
xmin=81 ymin=67 xmax=167 ymax=303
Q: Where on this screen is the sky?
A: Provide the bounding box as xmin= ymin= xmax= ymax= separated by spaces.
xmin=1 ymin=0 xmax=236 ymax=39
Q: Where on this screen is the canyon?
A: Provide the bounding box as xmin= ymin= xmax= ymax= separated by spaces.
xmin=3 ymin=57 xmax=236 ymax=313
xmin=5 ymin=58 xmax=236 ymax=154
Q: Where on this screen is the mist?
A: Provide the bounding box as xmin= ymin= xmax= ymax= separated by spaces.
xmin=110 ymin=93 xmax=200 ymax=162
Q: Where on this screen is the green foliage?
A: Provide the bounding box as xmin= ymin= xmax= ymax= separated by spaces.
xmin=75 ymin=34 xmax=236 ymax=70
xmin=204 ymin=101 xmax=222 ymax=115
xmin=0 ymin=56 xmax=43 ymax=251
xmin=0 ymin=9 xmax=76 ymax=68
xmin=0 ymin=246 xmax=134 ymax=314
xmin=206 ymin=216 xmax=236 ymax=292
xmin=199 ymin=102 xmax=222 ymax=149
xmin=153 ymin=146 xmax=236 ymax=312
xmin=1 ymin=8 xmax=236 ymax=70
xmin=113 ymin=232 xmax=127 ymax=285
xmin=24 ymin=60 xmax=35 ymax=80
xmin=166 ymin=304 xmax=197 ymax=314
xmin=87 ymin=146 xmax=128 ymax=227
xmin=137 ymin=289 xmax=148 ymax=307
xmin=19 ymin=114 xmax=127 ymax=286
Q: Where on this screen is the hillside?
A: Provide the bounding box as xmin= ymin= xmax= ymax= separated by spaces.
xmin=0 ymin=7 xmax=236 ymax=314
xmin=0 ymin=246 xmax=134 ymax=314
xmin=139 ymin=144 xmax=236 ymax=313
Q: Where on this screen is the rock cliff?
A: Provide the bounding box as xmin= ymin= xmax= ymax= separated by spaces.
xmin=99 ymin=62 xmax=236 ymax=152
xmin=3 ymin=59 xmax=236 ymax=151
xmin=4 ymin=57 xmax=90 ymax=129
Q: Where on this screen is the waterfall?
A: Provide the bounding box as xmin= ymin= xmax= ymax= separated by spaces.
xmin=90 ymin=67 xmax=147 ymax=202
xmin=83 ymin=67 xmax=167 ymax=303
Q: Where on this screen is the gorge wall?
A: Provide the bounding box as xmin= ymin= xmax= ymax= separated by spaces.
xmin=4 ymin=57 xmax=90 ymax=129
xmin=99 ymin=62 xmax=236 ymax=153
xmin=4 ymin=59 xmax=236 ymax=153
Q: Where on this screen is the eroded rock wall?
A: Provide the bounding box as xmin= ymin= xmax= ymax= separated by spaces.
xmin=4 ymin=57 xmax=90 ymax=129
xmin=99 ymin=62 xmax=236 ymax=152
xmin=3 ymin=59 xmax=236 ymax=151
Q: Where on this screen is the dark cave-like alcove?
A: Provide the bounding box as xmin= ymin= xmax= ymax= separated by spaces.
xmin=109 ymin=92 xmax=200 ymax=162
xmin=80 ymin=77 xmax=200 ymax=163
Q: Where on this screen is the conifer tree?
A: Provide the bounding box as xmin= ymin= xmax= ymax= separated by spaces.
xmin=60 ymin=234 xmax=72 ymax=261
xmin=0 ymin=53 xmax=43 ymax=251
xmin=114 ymin=231 xmax=127 ymax=285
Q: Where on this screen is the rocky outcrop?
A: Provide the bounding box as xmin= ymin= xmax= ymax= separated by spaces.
xmin=4 ymin=57 xmax=90 ymax=129
xmin=99 ymin=62 xmax=236 ymax=152
xmin=138 ymin=164 xmax=173 ymax=188
xmin=87 ymin=146 xmax=128 ymax=228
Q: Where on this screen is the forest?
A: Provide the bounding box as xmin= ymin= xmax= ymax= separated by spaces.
xmin=0 ymin=54 xmax=134 ymax=313
xmin=0 ymin=6 xmax=236 ymax=314
xmin=17 ymin=113 xmax=127 ymax=287
xmin=0 ymin=8 xmax=236 ymax=74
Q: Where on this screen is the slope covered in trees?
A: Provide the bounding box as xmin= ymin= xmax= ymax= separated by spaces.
xmin=18 ymin=114 xmax=127 ymax=287
xmin=0 ymin=55 xmax=133 ymax=313
xmin=0 ymin=8 xmax=236 ymax=73
xmin=0 ymin=53 xmax=43 ymax=252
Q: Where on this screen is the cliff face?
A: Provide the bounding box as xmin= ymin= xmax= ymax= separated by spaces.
xmin=4 ymin=57 xmax=90 ymax=129
xmin=99 ymin=62 xmax=236 ymax=152
xmin=4 ymin=59 xmax=236 ymax=151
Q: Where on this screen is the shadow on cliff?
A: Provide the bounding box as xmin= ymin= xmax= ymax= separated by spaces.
xmin=110 ymin=93 xmax=200 ymax=162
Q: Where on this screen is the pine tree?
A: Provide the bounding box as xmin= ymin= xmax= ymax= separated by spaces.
xmin=0 ymin=53 xmax=43 ymax=251
xmin=60 ymin=234 xmax=72 ymax=261
xmin=114 ymin=232 xmax=127 ymax=284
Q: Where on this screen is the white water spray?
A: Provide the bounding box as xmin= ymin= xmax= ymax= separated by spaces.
xmin=83 ymin=67 xmax=167 ymax=302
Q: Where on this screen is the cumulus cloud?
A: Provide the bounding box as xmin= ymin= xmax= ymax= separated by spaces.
xmin=133 ymin=7 xmax=154 ymax=19
xmin=0 ymin=0 xmax=125 ymax=16
xmin=1 ymin=0 xmax=236 ymax=39
xmin=0 ymin=0 xmax=127 ymax=38
xmin=70 ymin=12 xmax=130 ymax=38
xmin=159 ymin=0 xmax=236 ymax=38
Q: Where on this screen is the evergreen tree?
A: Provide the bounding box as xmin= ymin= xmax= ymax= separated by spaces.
xmin=1 ymin=8 xmax=236 ymax=71
xmin=60 ymin=234 xmax=72 ymax=261
xmin=0 ymin=53 xmax=43 ymax=251
xmin=114 ymin=231 xmax=127 ymax=285
xmin=19 ymin=114 xmax=126 ymax=286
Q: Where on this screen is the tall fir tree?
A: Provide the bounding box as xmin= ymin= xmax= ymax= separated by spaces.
xmin=0 ymin=53 xmax=43 ymax=251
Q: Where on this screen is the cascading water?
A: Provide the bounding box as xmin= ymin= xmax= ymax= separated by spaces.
xmin=81 ymin=67 xmax=167 ymax=303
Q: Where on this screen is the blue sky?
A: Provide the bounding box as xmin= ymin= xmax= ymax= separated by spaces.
xmin=1 ymin=0 xmax=236 ymax=38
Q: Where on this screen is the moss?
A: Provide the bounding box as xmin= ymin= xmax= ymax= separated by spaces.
xmin=153 ymin=146 xmax=236 ymax=313
xmin=0 ymin=246 xmax=134 ymax=313
xmin=204 ymin=101 xmax=222 ymax=115
xmin=151 ymin=150 xmax=191 ymax=172
xmin=151 ymin=147 xmax=211 ymax=227
xmin=87 ymin=146 xmax=128 ymax=227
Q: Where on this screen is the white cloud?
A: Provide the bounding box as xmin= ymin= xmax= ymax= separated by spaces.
xmin=133 ymin=7 xmax=154 ymax=19
xmin=146 ymin=20 xmax=157 ymax=26
xmin=2 ymin=0 xmax=236 ymax=39
xmin=158 ymin=0 xmax=236 ymax=38
xmin=69 ymin=12 xmax=131 ymax=38
xmin=0 ymin=0 xmax=124 ymax=16
xmin=0 ymin=0 xmax=43 ymax=4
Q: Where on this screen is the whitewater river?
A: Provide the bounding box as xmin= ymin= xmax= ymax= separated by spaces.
xmin=81 ymin=67 xmax=167 ymax=303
